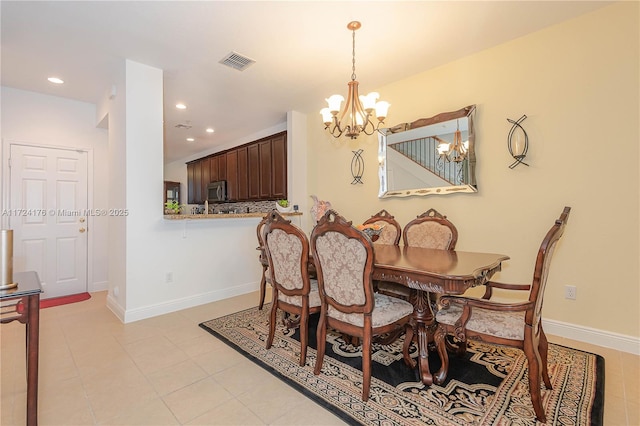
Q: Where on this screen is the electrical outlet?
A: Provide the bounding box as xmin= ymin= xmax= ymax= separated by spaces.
xmin=565 ymin=285 xmax=577 ymax=300
xmin=165 ymin=272 xmax=173 ymax=284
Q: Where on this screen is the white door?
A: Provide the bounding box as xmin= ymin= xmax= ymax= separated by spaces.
xmin=9 ymin=144 xmax=88 ymax=299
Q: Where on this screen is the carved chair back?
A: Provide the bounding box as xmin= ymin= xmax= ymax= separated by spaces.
xmin=310 ymin=209 xmax=375 ymax=316
xmin=310 ymin=209 xmax=414 ymax=402
xmin=263 ymin=210 xmax=320 ymax=367
xmin=434 ymin=206 xmax=571 ymax=423
xmin=362 ymin=209 xmax=402 ymax=245
xmin=403 ymin=208 xmax=458 ymax=250
xmin=263 ymin=211 xmax=313 ymax=300
xmin=527 ymin=206 xmax=571 ymax=331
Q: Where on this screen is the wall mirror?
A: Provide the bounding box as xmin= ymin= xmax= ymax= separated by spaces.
xmin=378 ymin=105 xmax=477 ymax=198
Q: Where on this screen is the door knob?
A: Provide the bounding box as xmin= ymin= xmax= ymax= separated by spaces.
xmin=79 ymin=218 xmax=85 ymax=223
xmin=79 ymin=227 xmax=86 ymax=233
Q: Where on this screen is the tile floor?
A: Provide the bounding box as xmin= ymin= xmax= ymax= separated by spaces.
xmin=1 ymin=290 xmax=638 ymax=425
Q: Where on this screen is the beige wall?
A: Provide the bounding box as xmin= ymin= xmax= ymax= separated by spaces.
xmin=306 ymin=3 xmax=639 ymax=340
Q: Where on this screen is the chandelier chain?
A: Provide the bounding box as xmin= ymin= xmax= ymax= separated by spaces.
xmin=351 ymin=28 xmax=357 ymax=81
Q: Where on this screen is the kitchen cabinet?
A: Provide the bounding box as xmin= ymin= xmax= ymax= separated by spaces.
xmin=271 ymin=133 xmax=287 ymax=199
xmin=225 ymin=150 xmax=238 ymax=201
xmin=187 ymin=162 xmax=196 ymax=204
xmin=200 ymin=157 xmax=211 ymax=203
xmin=248 ymin=144 xmax=260 ymax=199
xmin=194 ymin=160 xmax=204 ymax=203
xmin=237 ymin=147 xmax=249 ymax=200
xmin=258 ymin=140 xmax=272 ymax=198
xmin=209 ymin=154 xmax=226 ymax=182
xmin=186 ymin=131 xmax=287 ymax=203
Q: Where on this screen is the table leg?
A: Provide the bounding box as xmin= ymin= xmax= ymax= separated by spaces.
xmin=433 ymin=325 xmax=449 ymax=385
xmin=410 ymin=289 xmax=435 ymax=385
xmin=26 ymin=294 xmax=40 ymax=426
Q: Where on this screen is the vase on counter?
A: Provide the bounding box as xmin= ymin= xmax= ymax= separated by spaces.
xmin=275 ymin=202 xmax=292 ymax=213
xmin=310 ymin=195 xmax=332 ymax=223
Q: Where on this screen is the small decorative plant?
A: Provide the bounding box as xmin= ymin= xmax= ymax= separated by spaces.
xmin=275 ymin=199 xmax=292 ymax=213
xmin=165 ymin=200 xmax=184 ymax=214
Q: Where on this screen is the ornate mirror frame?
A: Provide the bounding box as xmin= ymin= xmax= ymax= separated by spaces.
xmin=378 ymin=105 xmax=477 ymax=198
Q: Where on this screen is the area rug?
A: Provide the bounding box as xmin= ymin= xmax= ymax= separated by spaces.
xmin=199 ymin=305 xmax=604 ymax=425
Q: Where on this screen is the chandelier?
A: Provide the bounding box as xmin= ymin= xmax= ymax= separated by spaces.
xmin=436 ymin=120 xmax=468 ymax=163
xmin=320 ymin=21 xmax=390 ymax=139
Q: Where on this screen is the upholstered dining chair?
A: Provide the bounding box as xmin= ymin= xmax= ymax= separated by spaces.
xmin=262 ymin=210 xmax=321 ymax=367
xmin=310 ymin=209 xmax=414 ymax=401
xmin=403 ymin=208 xmax=458 ymax=250
xmin=362 ymin=210 xmax=407 ymax=301
xmin=434 ymin=206 xmax=571 ymax=423
xmin=387 ymin=208 xmax=459 ymax=303
xmin=362 ymin=209 xmax=402 ymax=245
xmin=256 ymin=215 xmax=270 ymax=310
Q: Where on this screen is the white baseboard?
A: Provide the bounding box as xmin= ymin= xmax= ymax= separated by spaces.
xmin=106 ymin=293 xmax=125 ymax=322
xmin=101 ymin=285 xmax=639 ymax=355
xmin=543 ymin=318 xmax=640 ymax=355
xmin=121 ymin=282 xmax=257 ymax=323
xmin=89 ymin=280 xmax=108 ymax=293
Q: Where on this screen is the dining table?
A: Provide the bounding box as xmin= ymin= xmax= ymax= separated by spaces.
xmin=371 ymin=244 xmax=509 ymax=386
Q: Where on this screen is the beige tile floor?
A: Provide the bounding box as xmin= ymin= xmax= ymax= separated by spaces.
xmin=1 ymin=290 xmax=638 ymax=425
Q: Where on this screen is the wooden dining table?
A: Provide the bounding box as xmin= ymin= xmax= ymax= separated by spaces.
xmin=371 ymin=244 xmax=509 ymax=385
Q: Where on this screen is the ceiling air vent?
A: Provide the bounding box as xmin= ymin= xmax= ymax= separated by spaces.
xmin=219 ymin=51 xmax=256 ymax=71
xmin=174 ymin=123 xmax=192 ymax=129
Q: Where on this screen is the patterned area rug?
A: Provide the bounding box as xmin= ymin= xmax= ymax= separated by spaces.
xmin=199 ymin=305 xmax=604 ymax=425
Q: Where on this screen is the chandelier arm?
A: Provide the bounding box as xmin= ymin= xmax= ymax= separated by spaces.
xmin=327 ymin=118 xmax=344 ymax=138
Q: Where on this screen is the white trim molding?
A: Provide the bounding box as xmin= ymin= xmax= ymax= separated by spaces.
xmin=543 ymin=318 xmax=640 ymax=355
xmin=121 ymin=282 xmax=258 ymax=324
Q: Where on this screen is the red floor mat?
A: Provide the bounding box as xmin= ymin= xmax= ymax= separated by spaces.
xmin=40 ymin=292 xmax=91 ymax=309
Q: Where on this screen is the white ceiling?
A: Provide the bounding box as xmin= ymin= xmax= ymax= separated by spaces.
xmin=1 ymin=1 xmax=611 ymax=163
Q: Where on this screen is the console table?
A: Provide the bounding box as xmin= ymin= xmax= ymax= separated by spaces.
xmin=0 ymin=271 xmax=42 ymax=426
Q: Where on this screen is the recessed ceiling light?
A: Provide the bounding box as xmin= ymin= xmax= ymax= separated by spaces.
xmin=47 ymin=77 xmax=64 ymax=84
xmin=176 ymin=103 xmax=187 ymax=109
xmin=206 ymin=128 xmax=215 ymax=133
xmin=186 ymin=138 xmax=195 ymax=142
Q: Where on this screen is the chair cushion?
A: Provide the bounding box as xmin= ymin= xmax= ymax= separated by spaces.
xmin=328 ymin=293 xmax=413 ymax=328
xmin=435 ymin=303 xmax=526 ymax=340
xmin=405 ymin=222 xmax=452 ymax=249
xmin=278 ymin=279 xmax=321 ymax=308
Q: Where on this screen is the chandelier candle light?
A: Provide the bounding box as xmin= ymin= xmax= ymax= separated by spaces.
xmin=437 ymin=119 xmax=468 ymax=163
xmin=321 ymin=21 xmax=390 ymax=139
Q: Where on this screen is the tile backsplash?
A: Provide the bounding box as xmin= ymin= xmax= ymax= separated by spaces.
xmin=189 ymin=200 xmax=289 ymax=215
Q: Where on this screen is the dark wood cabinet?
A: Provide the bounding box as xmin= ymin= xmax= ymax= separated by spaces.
xmin=209 ymin=154 xmax=227 ymax=183
xmin=225 ymin=150 xmax=238 ymax=201
xmin=237 ymin=147 xmax=249 ymax=201
xmin=187 ymin=162 xmax=196 ymax=204
xmin=186 ymin=131 xmax=287 ymax=204
xmin=200 ymin=157 xmax=210 ymax=203
xmin=271 ymin=133 xmax=287 ymax=199
xmin=248 ymin=144 xmax=260 ymax=199
xmin=193 ymin=160 xmax=203 ymax=203
xmin=258 ymin=140 xmax=272 ymax=198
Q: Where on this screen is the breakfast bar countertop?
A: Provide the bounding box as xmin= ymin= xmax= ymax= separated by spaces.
xmin=164 ymin=212 xmax=303 ymax=220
